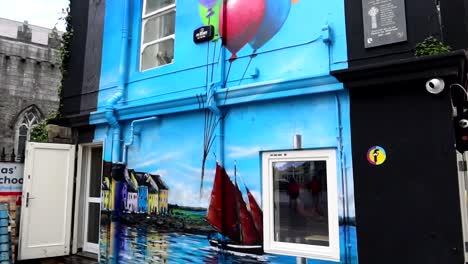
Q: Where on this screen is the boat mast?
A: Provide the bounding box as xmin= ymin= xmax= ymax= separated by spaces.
xmin=234 ymin=160 xmax=243 ymax=243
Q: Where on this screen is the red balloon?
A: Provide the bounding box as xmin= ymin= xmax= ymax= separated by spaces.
xmin=219 ymin=0 xmax=265 ymax=60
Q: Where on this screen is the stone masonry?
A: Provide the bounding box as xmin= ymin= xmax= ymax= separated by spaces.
xmin=0 ymin=18 xmax=62 ymax=157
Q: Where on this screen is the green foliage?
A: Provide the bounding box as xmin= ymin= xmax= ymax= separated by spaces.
xmin=415 ymin=36 xmax=451 ymax=57
xmin=57 ymin=0 xmax=73 ymax=118
xmin=29 ymin=112 xmax=59 ymax=143
xmin=29 ymin=121 xmax=48 ymax=143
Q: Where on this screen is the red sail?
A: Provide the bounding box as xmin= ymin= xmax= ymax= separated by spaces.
xmin=235 ymin=183 xmax=260 ymax=245
xmin=246 ymin=187 xmax=263 ymax=241
xmin=206 ymin=163 xmax=240 ymax=242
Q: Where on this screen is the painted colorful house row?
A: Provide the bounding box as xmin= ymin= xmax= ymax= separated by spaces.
xmin=58 ymin=0 xmax=468 ymax=263
xmin=102 ymin=167 xmax=169 ymax=215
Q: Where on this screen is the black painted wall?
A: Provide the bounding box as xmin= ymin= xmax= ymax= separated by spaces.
xmin=344 ymin=0 xmax=468 ymax=67
xmin=440 ymin=0 xmax=468 ymax=51
xmin=62 ymin=0 xmax=88 ymax=118
xmin=350 ymin=78 xmax=465 ymax=264
xmin=81 ymin=0 xmax=105 ymax=117
xmin=61 ymin=0 xmax=104 ymax=128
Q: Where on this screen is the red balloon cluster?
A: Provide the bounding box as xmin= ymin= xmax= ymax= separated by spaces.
xmin=219 ymin=0 xmax=266 ymax=60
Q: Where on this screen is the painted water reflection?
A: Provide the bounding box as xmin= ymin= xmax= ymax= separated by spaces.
xmin=100 ymin=221 xmax=357 ymax=264
xmin=100 ymin=221 xmax=296 ymax=264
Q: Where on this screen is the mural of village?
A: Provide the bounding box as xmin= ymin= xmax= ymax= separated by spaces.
xmin=95 ymin=93 xmax=360 ymax=264
xmin=98 ymin=160 xmax=299 ymax=264
xmin=100 ymin=160 xmax=265 ymax=248
xmin=102 ymin=168 xmax=170 ymax=216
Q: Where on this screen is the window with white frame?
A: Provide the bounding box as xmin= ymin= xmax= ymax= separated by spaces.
xmin=14 ymin=106 xmax=42 ymax=161
xmin=140 ymin=0 xmax=176 ymax=71
xmin=261 ymin=149 xmax=340 ymax=261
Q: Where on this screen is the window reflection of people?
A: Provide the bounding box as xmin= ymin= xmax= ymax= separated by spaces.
xmin=288 ymin=177 xmax=318 ymax=219
xmin=287 ymin=177 xmax=300 ymax=209
xmin=307 ymin=176 xmax=322 ymax=216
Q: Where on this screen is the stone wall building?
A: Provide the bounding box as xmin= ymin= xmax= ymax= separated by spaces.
xmin=0 ymin=18 xmax=62 ymax=161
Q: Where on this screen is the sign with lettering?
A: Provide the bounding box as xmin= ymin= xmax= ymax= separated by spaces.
xmin=362 ymin=0 xmax=407 ymax=48
xmin=193 ymin=25 xmax=215 ymax=44
xmin=0 ymin=163 xmax=24 ymax=193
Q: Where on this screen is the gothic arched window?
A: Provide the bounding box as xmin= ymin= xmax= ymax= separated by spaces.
xmin=14 ymin=106 xmax=42 ymax=161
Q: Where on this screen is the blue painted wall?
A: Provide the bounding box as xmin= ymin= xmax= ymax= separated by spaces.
xmin=92 ymin=0 xmax=355 ymax=263
xmin=92 ymin=0 xmax=348 ymax=121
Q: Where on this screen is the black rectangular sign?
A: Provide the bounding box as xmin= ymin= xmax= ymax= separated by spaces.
xmin=193 ymin=25 xmax=215 ymax=44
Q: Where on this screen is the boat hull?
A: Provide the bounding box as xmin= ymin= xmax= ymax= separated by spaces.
xmin=209 ymin=239 xmax=264 ymax=255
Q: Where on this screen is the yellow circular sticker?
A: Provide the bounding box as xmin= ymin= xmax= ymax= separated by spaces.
xmin=367 ymin=146 xmax=386 ymax=165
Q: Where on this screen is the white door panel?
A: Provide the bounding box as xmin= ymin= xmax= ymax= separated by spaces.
xmin=18 ymin=142 xmax=75 ymax=260
xmin=83 ymin=145 xmax=102 ymax=254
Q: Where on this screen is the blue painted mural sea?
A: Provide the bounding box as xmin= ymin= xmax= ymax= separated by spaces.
xmin=100 ymin=221 xmax=357 ymax=264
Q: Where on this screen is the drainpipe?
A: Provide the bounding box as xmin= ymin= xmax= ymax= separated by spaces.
xmin=106 ymin=0 xmax=131 ymax=229
xmin=122 ymin=116 xmax=159 ymax=164
xmin=335 ymin=93 xmax=352 ymax=263
xmin=293 ymin=135 xmax=307 ymax=264
xmin=105 ymin=0 xmax=131 ymax=164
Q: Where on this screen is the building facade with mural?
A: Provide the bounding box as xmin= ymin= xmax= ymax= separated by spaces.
xmin=60 ymin=0 xmax=468 ymax=263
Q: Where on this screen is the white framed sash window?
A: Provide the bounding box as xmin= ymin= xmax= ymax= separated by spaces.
xmin=261 ymin=149 xmax=340 ymax=262
xmin=140 ymin=0 xmax=176 ymax=71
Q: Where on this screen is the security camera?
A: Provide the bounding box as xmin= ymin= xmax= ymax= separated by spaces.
xmin=459 ymin=119 xmax=468 ymax=129
xmin=426 ymin=78 xmax=445 ymax=94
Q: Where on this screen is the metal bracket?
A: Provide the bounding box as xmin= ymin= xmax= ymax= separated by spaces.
xmin=322 ymin=24 xmax=331 ymax=44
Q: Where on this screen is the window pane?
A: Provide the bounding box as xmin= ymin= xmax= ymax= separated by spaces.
xmin=89 ymin=147 xmax=103 ymax=198
xmin=143 ymin=11 xmax=175 ymax=44
xmin=273 ymin=160 xmax=329 ymax=246
xmin=145 ymin=0 xmax=175 ymax=15
xmin=19 ymin=126 xmax=28 ymax=136
xmin=18 ymin=135 xmax=27 ymax=157
xmin=87 ymin=202 xmax=100 ymax=244
xmin=141 ymin=39 xmax=174 ymax=70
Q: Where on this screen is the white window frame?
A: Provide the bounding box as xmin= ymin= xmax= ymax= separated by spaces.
xmin=457 ymin=151 xmax=468 ymax=262
xmin=140 ymin=0 xmax=176 ymax=71
xmin=261 ymin=149 xmax=340 ymax=262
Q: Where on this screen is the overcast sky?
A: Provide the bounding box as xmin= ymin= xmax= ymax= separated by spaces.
xmin=0 ymin=0 xmax=68 ymax=31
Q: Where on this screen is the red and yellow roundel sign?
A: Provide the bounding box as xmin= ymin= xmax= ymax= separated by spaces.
xmin=367 ymin=146 xmax=386 ymax=166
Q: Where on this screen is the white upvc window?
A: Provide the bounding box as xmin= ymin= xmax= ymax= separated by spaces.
xmin=140 ymin=0 xmax=176 ymax=71
xmin=262 ymin=149 xmax=340 ymax=262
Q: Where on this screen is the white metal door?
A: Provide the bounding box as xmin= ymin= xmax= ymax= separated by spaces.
xmin=82 ymin=146 xmax=102 ymax=254
xmin=18 ymin=142 xmax=76 ymax=260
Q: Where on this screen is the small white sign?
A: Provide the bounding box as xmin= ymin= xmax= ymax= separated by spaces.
xmin=0 ymin=163 xmax=24 ymax=193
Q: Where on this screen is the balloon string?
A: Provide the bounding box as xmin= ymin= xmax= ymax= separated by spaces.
xmin=223 ymin=61 xmax=233 ymax=104
xmin=205 ymin=16 xmax=211 ymax=95
xmin=205 ymin=39 xmax=210 ymax=97
xmin=238 ymin=55 xmax=254 ymax=86
xmin=210 ymin=41 xmax=217 ymax=83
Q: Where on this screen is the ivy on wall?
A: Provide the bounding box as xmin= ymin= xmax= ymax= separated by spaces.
xmin=57 ymin=0 xmax=73 ymax=117
xmin=31 ymin=0 xmax=73 ymax=142
xmin=30 ymin=112 xmax=59 ymax=142
xmin=415 ymin=36 xmax=451 ymax=57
